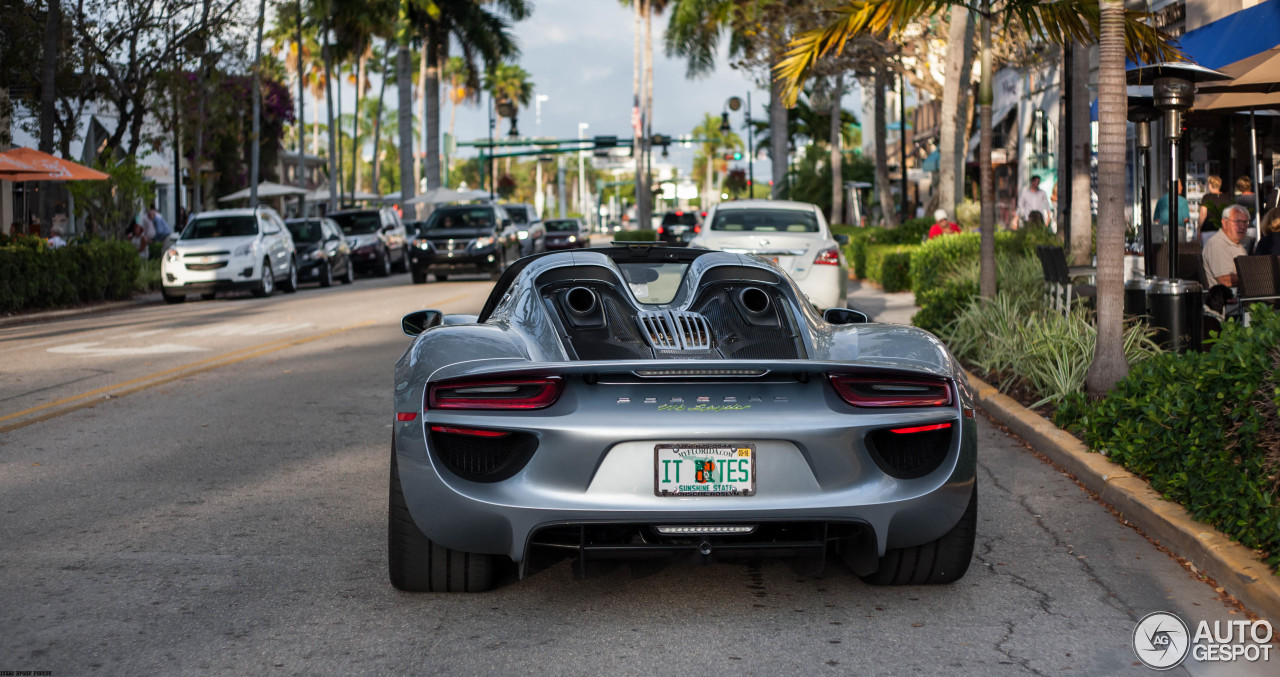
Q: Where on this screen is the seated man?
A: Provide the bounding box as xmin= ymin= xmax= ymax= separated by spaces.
xmin=928 ymin=209 xmax=961 ymax=240
xmin=1202 ymin=204 xmax=1251 ymax=287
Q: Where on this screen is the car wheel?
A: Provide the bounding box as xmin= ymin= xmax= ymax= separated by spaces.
xmin=281 ymin=258 xmax=299 ymax=293
xmin=320 ymin=262 xmax=334 ymax=288
xmin=396 ymin=246 xmax=410 ymax=273
xmin=861 ymin=486 xmax=977 ymax=586
xmin=162 ymin=289 xmax=185 ymax=304
xmin=388 ymin=446 xmax=494 ymax=592
xmin=343 ymin=260 xmax=355 ymax=284
xmin=379 ymin=249 xmax=393 ymax=277
xmin=200 ymin=292 xmax=217 ymax=301
xmin=252 ymin=258 xmax=274 ymax=297
xmin=411 ymin=270 xmax=428 ymax=284
xmin=434 ymin=273 xmax=448 ymax=282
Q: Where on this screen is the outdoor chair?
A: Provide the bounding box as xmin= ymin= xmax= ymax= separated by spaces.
xmin=1234 ymin=255 xmax=1280 ymax=324
xmin=1045 ymin=246 xmax=1096 ymax=316
xmin=1149 ymin=242 xmax=1202 ymax=282
xmin=1035 ymin=246 xmax=1060 ymax=310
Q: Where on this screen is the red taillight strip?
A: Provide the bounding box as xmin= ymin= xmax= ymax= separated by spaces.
xmin=430 ymin=426 xmax=510 ymax=438
xmin=428 ymin=376 xmax=564 ymax=410
xmin=829 ymin=375 xmax=954 ymax=408
xmin=890 ymin=422 xmax=952 ymax=434
xmin=396 ymin=412 xmax=418 ymax=422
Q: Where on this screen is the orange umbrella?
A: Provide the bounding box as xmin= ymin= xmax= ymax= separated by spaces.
xmin=0 ymin=153 xmax=39 ymax=177
xmin=0 ymin=147 xmax=109 ymax=182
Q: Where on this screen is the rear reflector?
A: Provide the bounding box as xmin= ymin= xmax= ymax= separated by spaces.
xmin=814 ymin=246 xmax=840 ymax=266
xmin=396 ymin=412 xmax=418 ymax=422
xmin=428 ymin=376 xmax=564 ymax=410
xmin=429 ymin=425 xmax=510 ymax=438
xmin=829 ymin=375 xmax=953 ymax=408
xmin=890 ymin=422 xmax=952 ymax=434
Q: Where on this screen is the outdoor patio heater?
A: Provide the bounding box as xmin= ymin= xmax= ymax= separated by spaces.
xmin=1126 ymin=64 xmax=1230 ymax=351
xmin=1125 ymin=97 xmax=1159 ymax=317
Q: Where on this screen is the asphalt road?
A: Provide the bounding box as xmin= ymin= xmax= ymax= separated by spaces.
xmin=0 ymin=268 xmax=1270 ymax=676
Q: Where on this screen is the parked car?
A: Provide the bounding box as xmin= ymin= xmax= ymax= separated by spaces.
xmin=543 ymin=218 xmax=591 ymax=250
xmin=688 ymin=200 xmax=848 ymax=310
xmin=387 ymin=246 xmax=976 ymax=592
xmin=160 ymin=207 xmax=297 ymax=303
xmin=329 ymin=207 xmax=409 ymax=277
xmin=502 ymin=203 xmax=545 ymax=256
xmin=657 ymin=210 xmax=702 ymax=246
xmin=285 ymin=217 xmax=354 ymax=287
xmin=409 ymin=204 xmax=521 ymax=283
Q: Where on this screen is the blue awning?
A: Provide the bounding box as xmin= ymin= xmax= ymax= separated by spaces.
xmin=921 ymin=150 xmax=939 ymax=172
xmin=1130 ymin=0 xmax=1280 ymax=70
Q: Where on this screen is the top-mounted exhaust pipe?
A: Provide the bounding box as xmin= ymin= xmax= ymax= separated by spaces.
xmin=738 ymin=287 xmax=771 ymax=314
xmin=565 ymin=287 xmax=599 ymax=316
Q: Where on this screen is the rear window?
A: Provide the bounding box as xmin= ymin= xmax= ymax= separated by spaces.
xmin=330 ymin=212 xmax=382 ymax=235
xmin=661 ymin=212 xmax=698 ymax=226
xmin=286 ymin=220 xmax=323 ymax=242
xmin=618 ymin=262 xmax=689 ymax=304
xmin=182 ymin=215 xmax=257 ymax=239
xmin=424 ymin=208 xmax=494 ymax=229
xmin=544 ymin=220 xmax=579 ymax=232
xmin=710 ymin=209 xmax=818 ymax=233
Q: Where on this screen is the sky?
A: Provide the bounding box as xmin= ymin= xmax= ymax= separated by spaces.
xmin=302 ymin=0 xmax=862 ymax=185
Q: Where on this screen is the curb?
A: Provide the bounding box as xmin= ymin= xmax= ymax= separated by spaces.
xmin=0 ymin=294 xmax=162 ymax=329
xmin=964 ymin=369 xmax=1280 ymax=625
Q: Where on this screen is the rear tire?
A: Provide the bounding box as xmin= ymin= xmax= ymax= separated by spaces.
xmin=388 ymin=446 xmax=494 ymax=592
xmin=281 ymin=258 xmax=298 ymax=293
xmin=861 ymin=486 xmax=977 ymax=586
xmin=395 ymin=246 xmax=410 ymax=272
xmin=252 ymin=258 xmax=274 ymax=297
xmin=162 ymin=289 xmax=185 ymax=304
xmin=379 ymin=249 xmax=393 ymax=277
xmin=343 ymin=261 xmax=355 ymax=284
xmin=434 ymin=273 xmax=448 ymax=282
xmin=320 ymin=262 xmax=334 ymax=287
xmin=411 ymin=270 xmax=428 ymax=284
xmin=200 ymin=292 xmax=217 ymax=301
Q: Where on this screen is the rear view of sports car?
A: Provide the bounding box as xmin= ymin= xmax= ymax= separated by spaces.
xmin=389 ymin=246 xmax=977 ymax=592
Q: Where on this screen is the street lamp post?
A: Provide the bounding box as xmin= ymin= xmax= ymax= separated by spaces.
xmin=487 ymin=95 xmax=495 ymax=201
xmin=726 ymin=94 xmax=753 ymax=197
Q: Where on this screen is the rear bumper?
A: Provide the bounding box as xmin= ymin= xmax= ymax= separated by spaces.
xmin=411 ymin=250 xmax=500 ymax=273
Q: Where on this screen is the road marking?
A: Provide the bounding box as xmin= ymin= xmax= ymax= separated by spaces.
xmin=177 ymin=322 xmax=312 ymax=337
xmin=47 ymin=342 xmax=210 ymax=357
xmin=0 ymin=321 xmax=375 ymax=434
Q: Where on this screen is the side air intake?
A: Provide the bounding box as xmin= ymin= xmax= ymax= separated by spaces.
xmin=637 ymin=310 xmax=713 ymax=352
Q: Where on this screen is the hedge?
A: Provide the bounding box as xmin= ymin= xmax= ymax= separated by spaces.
xmin=864 ymin=244 xmax=917 ymax=292
xmin=0 ymin=239 xmax=141 ymax=313
xmin=1055 ymin=305 xmax=1280 ymax=572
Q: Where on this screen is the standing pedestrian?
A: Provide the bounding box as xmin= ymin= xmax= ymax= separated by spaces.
xmin=1016 ymin=176 xmax=1051 ymax=229
xmin=1234 ymin=176 xmax=1257 ymax=215
xmin=1253 ymin=207 xmax=1280 ymax=256
xmin=1197 ymin=175 xmax=1233 ymax=245
xmin=148 ymin=207 xmax=171 ymax=243
xmin=1152 ymin=179 xmax=1190 ymax=244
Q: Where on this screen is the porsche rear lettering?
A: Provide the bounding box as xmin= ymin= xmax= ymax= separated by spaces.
xmin=657 ymin=403 xmax=751 ymax=412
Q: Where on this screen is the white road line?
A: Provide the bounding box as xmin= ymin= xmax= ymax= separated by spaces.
xmin=47 ymin=342 xmax=211 ymax=357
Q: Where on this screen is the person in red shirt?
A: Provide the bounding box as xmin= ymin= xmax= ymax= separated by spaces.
xmin=928 ymin=209 xmax=961 ymax=240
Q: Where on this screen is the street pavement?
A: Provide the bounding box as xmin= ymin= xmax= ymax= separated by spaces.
xmin=0 ymin=267 xmax=1270 ymax=675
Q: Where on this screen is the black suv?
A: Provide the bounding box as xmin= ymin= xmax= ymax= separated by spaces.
xmin=410 ymin=204 xmax=521 ymax=283
xmin=329 ymin=208 xmax=409 ymax=277
xmin=657 ymin=210 xmax=701 ymax=246
xmin=502 ymin=203 xmax=545 ymax=256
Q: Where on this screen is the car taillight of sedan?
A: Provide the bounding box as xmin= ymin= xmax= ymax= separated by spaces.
xmin=814 ymin=246 xmax=841 ymax=266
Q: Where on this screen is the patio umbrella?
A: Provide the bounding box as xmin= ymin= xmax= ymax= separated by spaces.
xmin=218 ymin=181 xmax=309 ymax=202
xmin=404 ymin=186 xmax=465 ymax=205
xmin=0 ymin=153 xmax=39 ymax=177
xmin=0 ymin=147 xmax=109 ymax=234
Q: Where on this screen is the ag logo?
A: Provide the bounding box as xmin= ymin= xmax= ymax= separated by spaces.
xmin=1133 ymin=611 xmax=1190 ymax=670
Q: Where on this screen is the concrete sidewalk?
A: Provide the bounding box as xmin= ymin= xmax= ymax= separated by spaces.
xmin=846 ymin=280 xmax=919 ymax=324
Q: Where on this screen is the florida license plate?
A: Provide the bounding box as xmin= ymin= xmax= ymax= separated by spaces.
xmin=654 ymin=443 xmax=755 ymax=496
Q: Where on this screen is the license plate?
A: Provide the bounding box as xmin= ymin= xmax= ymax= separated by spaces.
xmin=654 ymin=443 xmax=755 ymax=496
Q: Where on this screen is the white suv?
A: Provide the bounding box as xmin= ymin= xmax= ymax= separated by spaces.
xmin=161 ymin=207 xmax=298 ymax=303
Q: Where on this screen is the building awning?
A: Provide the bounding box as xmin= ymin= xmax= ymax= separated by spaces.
xmin=921 ymin=150 xmax=939 ymax=172
xmin=1177 ymin=0 xmax=1280 ymax=71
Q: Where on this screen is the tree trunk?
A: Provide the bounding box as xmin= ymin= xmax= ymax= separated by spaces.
xmin=39 ymin=0 xmax=60 ymax=236
xmin=295 ymin=0 xmax=305 ymax=201
xmin=873 ymin=68 xmax=896 ymax=228
xmin=769 ymin=61 xmax=788 ymax=200
xmin=249 ymin=0 xmax=267 ymax=208
xmin=352 ymin=49 xmax=366 ymax=195
xmin=396 ymin=9 xmax=415 ymax=208
xmin=978 ymin=8 xmax=996 ymax=299
xmin=704 ymin=151 xmax=714 ymax=210
xmin=416 ymin=45 xmax=426 ymax=204
xmin=1086 ymin=1 xmax=1130 ymax=396
xmin=830 ymin=73 xmax=844 ymax=224
xmin=371 ymin=50 xmax=389 ymax=194
xmin=645 ymin=0 xmax=655 ymax=217
xmin=1070 ymin=43 xmax=1092 ymax=265
xmin=633 ymin=0 xmax=650 ymax=230
xmin=938 ymin=7 xmax=974 ymax=217
xmin=425 ymin=28 xmax=442 ymax=191
xmin=335 ymin=63 xmax=345 ymax=205
xmin=323 ymin=23 xmax=338 ymax=214
xmin=194 ymin=0 xmax=210 ymax=212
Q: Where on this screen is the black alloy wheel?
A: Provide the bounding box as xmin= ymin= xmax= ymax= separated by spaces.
xmin=281 ymin=258 xmax=299 ymax=293
xmin=320 ymin=261 xmax=334 ymax=287
xmin=343 ymin=260 xmax=355 ymax=284
xmin=380 ymin=248 xmax=393 ymax=277
xmin=162 ymin=288 xmax=186 ymax=304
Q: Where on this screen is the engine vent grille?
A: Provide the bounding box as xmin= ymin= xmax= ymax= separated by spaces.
xmin=637 ymin=310 xmax=713 ymax=352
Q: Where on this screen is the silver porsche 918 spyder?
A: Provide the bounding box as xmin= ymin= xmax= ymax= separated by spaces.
xmin=390 ymin=245 xmax=977 ymax=592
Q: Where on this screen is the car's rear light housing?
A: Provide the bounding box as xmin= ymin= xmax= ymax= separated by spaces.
xmin=814 ymin=246 xmax=840 ymax=266
xmin=829 ymin=375 xmax=953 ymax=408
xmin=657 ymin=225 xmax=665 ymax=235
xmin=693 ymin=225 xmax=701 ymax=234
xmin=866 ymin=421 xmax=954 ymax=479
xmin=427 ymin=376 xmax=564 ymax=410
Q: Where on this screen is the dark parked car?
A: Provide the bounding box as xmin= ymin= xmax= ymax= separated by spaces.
xmin=543 ymin=218 xmax=591 ymax=250
xmin=285 ymin=217 xmax=355 ymax=287
xmin=657 ymin=210 xmax=702 ymax=246
xmin=409 ymin=204 xmax=520 ymax=283
xmin=502 ymin=203 xmax=545 ymax=256
xmin=329 ymin=208 xmax=409 ymax=277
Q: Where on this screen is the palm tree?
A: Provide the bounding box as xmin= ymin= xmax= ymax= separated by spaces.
xmin=483 ymin=63 xmax=534 ymax=140
xmin=776 ymin=0 xmax=1178 ymax=299
xmin=692 ymin=113 xmax=742 ymax=207
xmin=937 ymin=8 xmax=974 ymax=218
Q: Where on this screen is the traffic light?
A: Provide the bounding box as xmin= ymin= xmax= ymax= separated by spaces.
xmin=593 ymin=135 xmax=617 ymax=148
xmin=723 ymin=151 xmax=743 ymax=161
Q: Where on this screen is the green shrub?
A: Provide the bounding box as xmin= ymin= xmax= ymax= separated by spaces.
xmin=1055 ymin=306 xmax=1280 ymax=572
xmin=846 ymin=229 xmax=877 ymax=279
xmin=612 ymin=229 xmax=659 ymax=242
xmin=137 ymin=258 xmax=162 ymax=293
xmin=910 ymin=225 xmax=1057 ymax=292
xmin=0 ymin=239 xmax=140 ymax=313
xmin=864 ymin=244 xmax=916 ymax=292
xmin=913 ymin=280 xmax=979 ymax=334
xmin=874 ymin=216 xmax=932 ymax=245
xmin=955 ymin=199 xmax=981 ymax=231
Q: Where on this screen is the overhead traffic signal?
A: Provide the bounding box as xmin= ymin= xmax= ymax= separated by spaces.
xmin=723 ymin=151 xmax=743 ymax=161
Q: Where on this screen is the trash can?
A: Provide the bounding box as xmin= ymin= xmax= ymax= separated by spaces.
xmin=1147 ymin=279 xmax=1203 ymax=352
xmin=1125 ymin=277 xmax=1155 ymax=317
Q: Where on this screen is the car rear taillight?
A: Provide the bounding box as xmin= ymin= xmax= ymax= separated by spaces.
xmin=694 ymin=225 xmax=701 ymax=234
xmin=829 ymin=375 xmax=953 ymax=408
xmin=814 ymin=247 xmax=840 ymax=266
xmin=658 ymin=225 xmax=665 ymax=235
xmin=429 ymin=425 xmax=510 ymax=437
xmin=428 ymin=376 xmax=564 ymax=410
